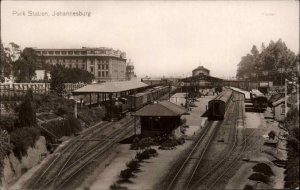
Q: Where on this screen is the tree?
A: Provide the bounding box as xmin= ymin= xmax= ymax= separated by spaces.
xmin=12 ymin=48 xmax=38 ymax=82
xmin=50 ymin=64 xmax=66 ymax=95
xmin=0 ymin=42 xmax=13 ymax=79
xmin=43 ymin=70 xmax=49 ymax=81
xmin=19 ymin=89 xmax=36 ymax=127
xmin=50 ymin=64 xmax=94 ymax=94
xmin=236 ymin=39 xmax=297 ymax=84
xmin=0 ymin=129 xmax=11 ymax=179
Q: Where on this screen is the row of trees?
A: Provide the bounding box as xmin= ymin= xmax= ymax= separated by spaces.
xmin=236 ymin=39 xmax=299 ymax=85
xmin=50 ymin=64 xmax=94 ymax=94
xmin=1 ymin=42 xmax=94 ymax=87
xmin=1 ymin=42 xmax=38 ymax=83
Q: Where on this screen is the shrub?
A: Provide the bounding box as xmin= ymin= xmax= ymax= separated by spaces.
xmin=110 ymin=183 xmax=128 ymax=190
xmin=1 ymin=129 xmax=12 ymax=178
xmin=180 ymin=118 xmax=187 ymax=125
xmin=126 ymin=159 xmax=140 ymax=171
xmin=119 ymin=169 xmax=133 ymax=181
xmin=243 ymin=184 xmax=255 ymax=190
xmin=252 ymin=163 xmax=274 ymax=176
xmin=268 ymin=130 xmax=276 ymax=140
xmin=143 ymin=148 xmax=158 ymax=156
xmin=130 ymin=137 xmax=154 ymax=150
xmin=41 ymin=116 xmax=82 ymax=144
xmin=19 ymin=89 xmax=36 ymax=127
xmin=0 ymin=115 xmax=16 ymax=133
xmin=248 ymin=172 xmax=270 ymax=184
xmin=159 ymin=138 xmax=184 ymax=150
xmin=135 ymin=151 xmax=150 ymax=161
xmin=10 ymin=127 xmax=40 ymax=160
xmin=77 ymin=107 xmax=106 ymax=125
xmin=56 ymin=106 xmax=69 ymax=116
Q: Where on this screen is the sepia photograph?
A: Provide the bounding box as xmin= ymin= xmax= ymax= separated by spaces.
xmin=0 ymin=1 xmax=299 ymax=190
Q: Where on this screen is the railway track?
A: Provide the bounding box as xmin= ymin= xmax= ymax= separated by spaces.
xmin=189 ymin=93 xmax=267 ymax=190
xmin=25 ymin=116 xmax=135 ymax=190
xmin=159 ymin=92 xmax=245 ymax=190
xmin=188 ymin=93 xmax=245 ymax=189
xmin=160 ymin=92 xmax=239 ymax=190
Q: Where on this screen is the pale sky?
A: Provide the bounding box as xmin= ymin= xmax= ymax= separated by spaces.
xmin=1 ymin=1 xmax=299 ymax=78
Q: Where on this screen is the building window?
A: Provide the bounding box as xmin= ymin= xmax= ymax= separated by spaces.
xmin=55 ymin=51 xmax=60 ymax=55
xmin=102 ymin=65 xmax=104 ymax=70
xmin=49 ymin=51 xmax=54 ymax=55
xmin=42 ymin=51 xmax=47 ymax=54
xmin=74 ymin=51 xmax=79 ymax=55
xmin=90 ymin=60 xmax=94 ymax=65
xmin=62 ymin=51 xmax=67 ymax=55
xmin=81 ymin=64 xmax=85 ymax=69
xmin=98 ymin=71 xmax=101 ymax=77
xmin=68 ymin=51 xmax=73 ymax=55
xmin=90 ymin=67 xmax=94 ymax=73
xmin=102 ymin=71 xmax=105 ymax=77
xmin=106 ymin=64 xmax=108 ymax=70
xmin=98 ymin=64 xmax=100 ymax=70
xmin=281 ymin=104 xmax=285 ymax=115
xmin=106 ymin=71 xmax=108 ymax=77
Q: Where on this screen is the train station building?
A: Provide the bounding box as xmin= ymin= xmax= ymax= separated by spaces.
xmin=133 ymin=101 xmax=187 ymax=137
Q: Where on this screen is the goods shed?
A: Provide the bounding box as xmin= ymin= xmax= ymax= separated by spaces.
xmin=133 ymin=101 xmax=187 ymax=137
xmin=72 ymin=80 xmax=148 ymax=105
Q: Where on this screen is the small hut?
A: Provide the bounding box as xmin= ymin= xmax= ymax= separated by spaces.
xmin=133 ymin=101 xmax=187 ymax=137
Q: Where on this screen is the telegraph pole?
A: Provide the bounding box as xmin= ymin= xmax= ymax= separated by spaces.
xmin=285 ymin=79 xmax=288 ymax=116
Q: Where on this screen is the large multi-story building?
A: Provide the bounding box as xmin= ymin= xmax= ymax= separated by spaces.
xmin=34 ymin=47 xmax=128 ymax=82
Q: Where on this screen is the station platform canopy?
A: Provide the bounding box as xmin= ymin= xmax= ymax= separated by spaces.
xmin=133 ymin=101 xmax=187 ymax=117
xmin=73 ymin=80 xmax=148 ymax=94
xmin=179 ymin=74 xmax=223 ymax=82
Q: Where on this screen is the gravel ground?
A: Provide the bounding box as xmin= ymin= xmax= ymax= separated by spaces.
xmin=84 ymin=96 xmax=213 ymax=190
xmin=225 ymin=108 xmax=287 ymax=190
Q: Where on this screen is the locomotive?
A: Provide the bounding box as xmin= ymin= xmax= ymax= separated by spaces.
xmin=250 ymin=89 xmax=268 ymax=112
xmin=208 ymin=89 xmax=233 ymax=120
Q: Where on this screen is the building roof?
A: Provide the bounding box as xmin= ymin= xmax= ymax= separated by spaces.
xmin=272 ymin=93 xmax=297 ymax=107
xmin=272 ymin=98 xmax=285 ymax=107
xmin=171 ymin=93 xmax=187 ymax=98
xmin=268 ymin=93 xmax=284 ymax=104
xmin=179 ymin=74 xmax=223 ymax=82
xmin=73 ymin=80 xmax=148 ymax=94
xmin=192 ymin=66 xmax=210 ymax=72
xmin=229 ymin=87 xmax=251 ymax=99
xmin=133 ymin=100 xmax=187 ymax=116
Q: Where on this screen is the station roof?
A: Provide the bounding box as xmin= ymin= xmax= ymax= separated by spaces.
xmin=73 ymin=80 xmax=148 ymax=94
xmin=229 ymin=87 xmax=251 ymax=99
xmin=179 ymin=74 xmax=223 ymax=82
xmin=133 ymin=100 xmax=187 ymax=117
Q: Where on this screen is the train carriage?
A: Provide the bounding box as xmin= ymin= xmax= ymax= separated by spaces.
xmin=251 ymin=89 xmax=267 ymax=112
xmin=208 ymin=90 xmax=233 ymax=120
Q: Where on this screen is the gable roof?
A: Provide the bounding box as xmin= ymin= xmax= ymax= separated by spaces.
xmin=269 ymin=93 xmax=284 ymax=103
xmin=73 ymin=80 xmax=148 ymax=94
xmin=272 ymin=98 xmax=285 ymax=107
xmin=133 ymin=100 xmax=187 ymax=116
xmin=272 ymin=93 xmax=298 ymax=107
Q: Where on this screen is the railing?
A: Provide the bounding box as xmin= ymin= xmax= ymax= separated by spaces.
xmin=0 ymin=83 xmax=86 ymax=99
